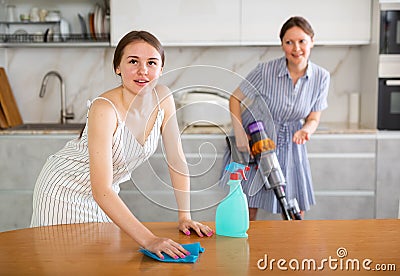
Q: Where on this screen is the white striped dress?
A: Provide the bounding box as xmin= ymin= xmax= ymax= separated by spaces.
xmin=31 ymin=95 xmax=164 ymax=227
xmin=221 ymin=56 xmax=330 ymax=213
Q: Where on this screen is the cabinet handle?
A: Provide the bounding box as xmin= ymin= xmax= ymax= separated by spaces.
xmin=386 ymin=80 xmax=400 ymax=86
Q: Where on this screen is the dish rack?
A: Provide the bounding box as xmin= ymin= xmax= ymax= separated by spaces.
xmin=0 ymin=19 xmax=109 ymax=45
xmin=0 ymin=33 xmax=110 ymax=43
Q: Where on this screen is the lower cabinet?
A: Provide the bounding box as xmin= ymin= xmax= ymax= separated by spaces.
xmin=0 ymin=135 xmax=73 ymax=232
xmin=306 ymin=134 xmax=377 ymax=220
xmin=122 ymin=134 xmax=228 ymax=222
xmin=1 ymin=132 xmax=399 ymax=232
xmin=124 ymin=133 xmax=380 ymax=221
xmin=376 ymin=132 xmax=400 ymax=219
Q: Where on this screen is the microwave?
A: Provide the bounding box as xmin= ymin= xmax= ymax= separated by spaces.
xmin=378 ymin=78 xmax=400 ymax=130
xmin=380 ymin=5 xmax=400 ymax=54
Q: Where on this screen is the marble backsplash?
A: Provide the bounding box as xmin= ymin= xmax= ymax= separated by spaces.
xmin=0 ymin=45 xmax=363 ymax=124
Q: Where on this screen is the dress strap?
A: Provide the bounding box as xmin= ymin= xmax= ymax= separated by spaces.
xmin=87 ymin=97 xmax=123 ymax=124
xmin=153 ymin=88 xmax=162 ymax=112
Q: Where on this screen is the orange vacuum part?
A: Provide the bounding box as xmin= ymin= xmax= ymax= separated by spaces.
xmin=251 ymin=138 xmax=276 ymax=156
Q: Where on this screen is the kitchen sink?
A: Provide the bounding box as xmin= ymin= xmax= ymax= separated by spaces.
xmin=7 ymin=123 xmax=85 ymax=131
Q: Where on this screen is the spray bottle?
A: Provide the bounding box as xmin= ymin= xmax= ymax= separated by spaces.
xmin=216 ymin=136 xmax=250 ymax=238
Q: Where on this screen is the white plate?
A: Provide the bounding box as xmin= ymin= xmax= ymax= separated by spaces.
xmin=98 ymin=7 xmax=104 ymax=35
xmin=60 ymin=18 xmax=69 ymax=41
xmin=13 ymin=29 xmax=28 ymax=35
xmin=94 ymin=4 xmax=103 ymax=38
xmin=93 ymin=4 xmax=99 ymax=38
xmin=103 ymin=14 xmax=110 ymax=34
xmin=97 ymin=7 xmax=104 ymax=38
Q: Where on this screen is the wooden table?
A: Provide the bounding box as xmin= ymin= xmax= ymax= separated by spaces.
xmin=1 ymin=220 xmax=399 ymax=275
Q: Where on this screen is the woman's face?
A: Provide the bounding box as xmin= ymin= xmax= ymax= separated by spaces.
xmin=116 ymin=41 xmax=163 ymax=94
xmin=281 ymin=26 xmax=314 ymax=68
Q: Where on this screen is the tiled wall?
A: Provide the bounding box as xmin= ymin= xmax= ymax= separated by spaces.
xmin=0 ymin=45 xmax=364 ymax=124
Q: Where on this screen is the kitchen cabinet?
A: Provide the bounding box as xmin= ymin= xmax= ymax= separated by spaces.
xmin=111 ymin=0 xmax=372 ymax=46
xmin=3 ymin=131 xmax=398 ymax=232
xmin=0 ymin=133 xmax=229 ymax=231
xmin=0 ymin=134 xmax=72 ymax=232
xmin=241 ymin=0 xmax=372 ymax=45
xmin=306 ymin=134 xmax=377 ymax=219
xmin=121 ymin=135 xmax=228 ymax=222
xmin=118 ymin=133 xmax=381 ymax=221
xmin=110 ymin=0 xmax=241 ymax=46
xmin=376 ymin=132 xmax=400 ymax=219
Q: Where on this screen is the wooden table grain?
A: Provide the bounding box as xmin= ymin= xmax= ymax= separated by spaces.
xmin=0 ymin=220 xmax=399 ymax=275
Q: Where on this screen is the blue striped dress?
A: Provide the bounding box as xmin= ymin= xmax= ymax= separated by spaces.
xmin=31 ymin=95 xmax=164 ymax=226
xmin=221 ymin=56 xmax=330 ymax=213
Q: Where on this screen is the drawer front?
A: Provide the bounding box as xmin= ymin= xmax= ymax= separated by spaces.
xmin=308 ymin=134 xmax=376 ymax=153
xmin=309 ymin=156 xmax=376 ymax=190
xmin=306 ymin=195 xmax=375 ymax=219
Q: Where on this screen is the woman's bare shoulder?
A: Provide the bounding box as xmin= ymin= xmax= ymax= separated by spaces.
xmin=87 ymin=98 xmax=118 ymax=135
xmin=155 ymin=84 xmax=172 ymax=98
xmin=89 ymin=88 xmax=119 ymax=113
xmin=98 ymin=87 xmax=121 ymax=100
xmin=155 ymin=84 xmax=175 ymax=110
xmin=90 ymin=87 xmax=121 ymax=110
xmin=89 ymin=99 xmax=116 ymax=119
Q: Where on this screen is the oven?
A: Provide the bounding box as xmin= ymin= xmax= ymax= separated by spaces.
xmin=378 ymin=78 xmax=400 ymax=130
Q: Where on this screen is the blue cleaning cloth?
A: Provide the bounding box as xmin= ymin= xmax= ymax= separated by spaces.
xmin=139 ymin=242 xmax=205 ymax=263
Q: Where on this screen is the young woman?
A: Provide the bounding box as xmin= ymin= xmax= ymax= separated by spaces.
xmin=31 ymin=30 xmax=213 ymax=260
xmin=224 ymin=16 xmax=330 ymax=220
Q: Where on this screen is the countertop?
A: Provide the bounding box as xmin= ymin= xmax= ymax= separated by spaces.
xmin=0 ymin=220 xmax=399 ymax=275
xmin=181 ymin=122 xmax=378 ymax=135
xmin=0 ymin=122 xmax=379 ymax=135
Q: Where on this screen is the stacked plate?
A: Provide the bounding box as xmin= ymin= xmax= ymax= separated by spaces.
xmin=80 ymin=4 xmax=109 ymax=40
xmin=60 ymin=18 xmax=69 ymax=41
xmin=93 ymin=4 xmax=104 ymax=39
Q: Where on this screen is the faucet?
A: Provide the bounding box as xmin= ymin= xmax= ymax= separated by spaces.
xmin=39 ymin=71 xmax=74 ymax=124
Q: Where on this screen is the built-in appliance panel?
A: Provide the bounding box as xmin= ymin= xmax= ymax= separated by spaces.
xmin=379 ymin=54 xmax=400 ymax=77
xmin=379 ymin=2 xmax=400 ymax=55
xmin=378 ymin=78 xmax=400 ymax=130
xmin=378 ymin=1 xmax=400 ymax=130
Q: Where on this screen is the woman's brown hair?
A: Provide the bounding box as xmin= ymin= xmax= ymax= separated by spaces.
xmin=279 ymin=16 xmax=314 ymax=42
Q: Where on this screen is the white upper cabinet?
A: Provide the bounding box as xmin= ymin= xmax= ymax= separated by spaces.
xmin=111 ymin=0 xmax=372 ymax=46
xmin=241 ymin=0 xmax=372 ymax=45
xmin=110 ymin=0 xmax=241 ymax=46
